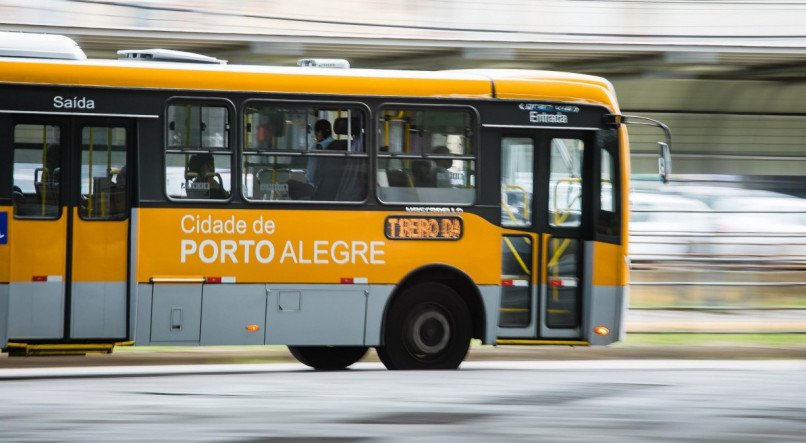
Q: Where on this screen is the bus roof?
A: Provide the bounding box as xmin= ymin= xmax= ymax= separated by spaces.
xmin=0 ymin=47 xmax=618 ymax=109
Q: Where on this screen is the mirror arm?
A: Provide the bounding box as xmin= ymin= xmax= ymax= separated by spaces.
xmin=606 ymin=114 xmax=673 ymax=184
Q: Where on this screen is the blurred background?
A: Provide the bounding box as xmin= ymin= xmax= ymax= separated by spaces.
xmin=2 ymin=0 xmax=804 ymax=337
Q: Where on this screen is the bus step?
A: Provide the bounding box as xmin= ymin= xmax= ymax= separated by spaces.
xmin=4 ymin=341 xmax=134 ymax=357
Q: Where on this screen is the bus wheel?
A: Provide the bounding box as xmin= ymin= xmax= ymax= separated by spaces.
xmin=377 ymin=282 xmax=471 ymax=370
xmin=287 ymin=346 xmax=369 ymax=370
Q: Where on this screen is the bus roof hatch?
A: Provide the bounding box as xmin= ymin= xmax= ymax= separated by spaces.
xmin=117 ymin=49 xmax=227 ymax=65
xmin=0 ymin=31 xmax=86 ymax=61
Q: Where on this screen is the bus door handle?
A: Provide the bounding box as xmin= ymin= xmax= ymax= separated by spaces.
xmin=170 ymin=308 xmax=183 ymax=331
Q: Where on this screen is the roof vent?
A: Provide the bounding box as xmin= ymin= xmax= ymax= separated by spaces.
xmin=117 ymin=49 xmax=227 ymax=65
xmin=297 ymin=58 xmax=350 ymax=69
xmin=0 ymin=31 xmax=86 ymax=60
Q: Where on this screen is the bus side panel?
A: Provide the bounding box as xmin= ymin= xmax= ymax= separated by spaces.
xmin=364 ymin=285 xmax=394 ymax=346
xmin=265 ymin=285 xmax=367 ymax=346
xmin=8 ymin=282 xmax=64 ymax=339
xmin=587 ymin=241 xmax=628 ymax=345
xmin=479 ymin=285 xmax=500 ymax=344
xmin=134 ymin=283 xmax=373 ymax=346
xmin=585 ymin=285 xmax=627 ymax=345
xmin=134 ymin=283 xmax=152 ymax=345
xmin=201 ymin=284 xmax=266 ymax=345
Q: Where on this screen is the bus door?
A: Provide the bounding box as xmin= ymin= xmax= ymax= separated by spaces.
xmin=7 ymin=117 xmax=131 ymax=341
xmin=499 ymin=130 xmax=593 ymax=340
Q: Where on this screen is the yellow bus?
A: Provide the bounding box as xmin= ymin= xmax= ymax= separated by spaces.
xmin=0 ymin=32 xmax=670 ymax=369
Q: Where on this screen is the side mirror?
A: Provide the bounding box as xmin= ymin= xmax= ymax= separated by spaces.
xmin=609 ymin=114 xmax=673 ymax=185
xmin=658 ymin=142 xmax=672 ymax=184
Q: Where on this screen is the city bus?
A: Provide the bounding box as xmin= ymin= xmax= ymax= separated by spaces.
xmin=0 ymin=32 xmax=670 ymax=369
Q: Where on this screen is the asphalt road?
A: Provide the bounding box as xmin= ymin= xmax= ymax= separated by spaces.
xmin=1 ymin=360 xmax=805 ymax=442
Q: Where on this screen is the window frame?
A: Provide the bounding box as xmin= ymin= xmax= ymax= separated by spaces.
xmin=375 ymin=103 xmax=480 ymax=206
xmin=240 ymin=98 xmax=371 ymax=205
xmin=163 ymin=97 xmax=236 ymax=203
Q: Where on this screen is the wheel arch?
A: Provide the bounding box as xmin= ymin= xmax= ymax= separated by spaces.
xmin=381 ymin=264 xmax=486 ymax=343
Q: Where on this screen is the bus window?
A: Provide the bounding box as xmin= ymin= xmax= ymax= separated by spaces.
xmin=601 ymin=148 xmax=614 ymax=212
xmin=376 ymin=108 xmax=476 ymax=205
xmin=549 ymin=138 xmax=584 ymax=228
xmin=165 ymin=102 xmax=232 ymax=200
xmin=241 ymin=103 xmax=368 ymax=202
xmin=501 ymin=137 xmax=534 ymax=227
xmin=79 ymin=126 xmax=128 ymax=220
xmin=596 ymin=129 xmax=620 ymax=238
xmin=12 ymin=124 xmax=61 ymax=218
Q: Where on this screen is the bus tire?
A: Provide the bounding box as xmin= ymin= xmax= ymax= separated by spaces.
xmin=287 ymin=346 xmax=369 ymax=370
xmin=377 ymin=282 xmax=471 ymax=370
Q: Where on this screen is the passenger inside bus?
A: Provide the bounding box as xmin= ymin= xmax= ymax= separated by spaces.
xmin=110 ymin=165 xmax=127 ymax=215
xmin=410 ymin=146 xmax=452 ymax=188
xmin=186 ymin=153 xmax=228 ymax=199
xmin=312 ymin=117 xmax=367 ymax=201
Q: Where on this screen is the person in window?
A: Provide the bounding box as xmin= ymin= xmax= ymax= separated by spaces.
xmin=313 ymin=119 xmax=334 ymax=150
xmin=308 ymin=119 xmax=333 ymax=192
xmin=44 ymin=143 xmax=61 ymax=183
xmin=187 ymin=153 xmax=229 ymax=199
xmin=432 ymin=145 xmax=454 ymax=188
xmin=110 ymin=165 xmax=127 ymax=216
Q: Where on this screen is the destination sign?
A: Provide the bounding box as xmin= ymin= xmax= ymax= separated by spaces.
xmin=481 ymin=102 xmax=609 ymax=129
xmin=385 ymin=216 xmax=463 ymax=241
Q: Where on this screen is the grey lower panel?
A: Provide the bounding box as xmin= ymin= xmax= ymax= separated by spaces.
xmin=150 ymin=284 xmax=203 ymax=343
xmin=133 ymin=282 xmax=498 ymax=347
xmin=201 ymin=285 xmax=266 ymax=345
xmin=0 ymin=284 xmax=8 ymax=348
xmin=266 ymin=285 xmax=368 ymax=346
xmin=585 ymin=285 xmax=626 ymax=346
xmin=478 ymin=285 xmax=499 ymax=344
xmin=134 ymin=284 xmax=152 ymax=345
xmin=135 ymin=283 xmax=371 ymax=346
xmin=364 ymin=285 xmax=394 ymax=346
xmin=70 ymin=282 xmax=127 ymax=339
xmin=8 ymin=282 xmax=64 ymax=339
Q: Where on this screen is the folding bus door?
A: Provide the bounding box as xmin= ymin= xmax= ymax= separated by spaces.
xmin=7 ymin=118 xmax=70 ymax=340
xmin=498 ymin=130 xmax=594 ymax=340
xmin=6 ymin=117 xmax=131 ymax=342
xmin=69 ymin=120 xmax=131 ymax=339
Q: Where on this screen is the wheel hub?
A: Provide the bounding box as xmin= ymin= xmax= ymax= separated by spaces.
xmin=410 ymin=309 xmax=450 ymax=355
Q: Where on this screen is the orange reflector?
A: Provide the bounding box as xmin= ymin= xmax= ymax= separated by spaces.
xmin=593 ymin=326 xmax=610 ymax=336
xmin=245 ymin=324 xmax=260 ymax=332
